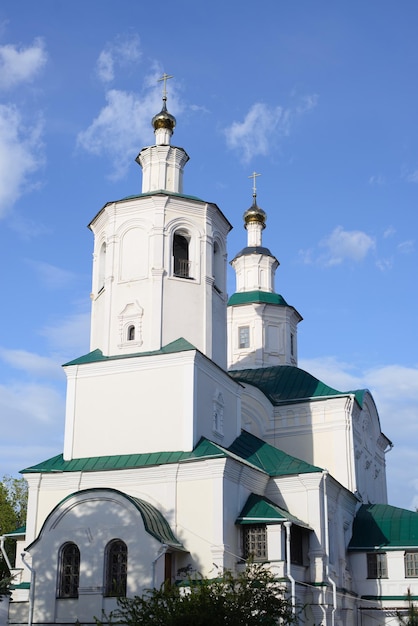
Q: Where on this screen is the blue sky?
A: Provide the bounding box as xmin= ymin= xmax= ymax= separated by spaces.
xmin=0 ymin=1 xmax=417 ymax=510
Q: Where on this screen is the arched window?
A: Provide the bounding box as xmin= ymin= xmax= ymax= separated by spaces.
xmin=57 ymin=542 xmax=80 ymax=598
xmin=127 ymin=325 xmax=135 ymax=341
xmin=98 ymin=242 xmax=106 ymax=291
xmin=173 ymin=232 xmax=190 ymax=278
xmin=213 ymin=240 xmax=224 ymax=293
xmin=104 ymin=539 xmax=127 ymax=597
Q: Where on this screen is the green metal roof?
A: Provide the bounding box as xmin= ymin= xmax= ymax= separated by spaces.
xmin=22 ymin=438 xmax=226 ymax=474
xmin=236 ymin=493 xmax=311 ymax=528
xmin=349 ymin=504 xmax=418 ymax=550
xmin=63 ymin=337 xmax=197 ymax=366
xmin=227 ymin=291 xmax=290 ymax=307
xmin=229 ymin=365 xmax=365 ymax=408
xmin=26 ymin=488 xmax=184 ymax=551
xmin=128 ymin=493 xmax=184 ymax=549
xmin=22 ymin=430 xmax=320 ymax=479
xmin=228 ymin=430 xmax=322 ymax=476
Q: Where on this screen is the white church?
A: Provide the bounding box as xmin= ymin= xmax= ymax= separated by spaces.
xmin=3 ymin=81 xmax=418 ymax=626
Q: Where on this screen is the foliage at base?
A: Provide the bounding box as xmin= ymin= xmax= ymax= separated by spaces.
xmin=96 ymin=563 xmax=297 ymax=626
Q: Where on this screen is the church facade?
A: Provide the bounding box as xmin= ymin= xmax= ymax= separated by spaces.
xmin=3 ymin=86 xmax=418 ymax=626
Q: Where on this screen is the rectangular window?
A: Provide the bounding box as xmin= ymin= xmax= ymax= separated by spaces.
xmin=239 ymin=326 xmax=250 ymax=349
xmin=243 ymin=525 xmax=267 ymax=561
xmin=367 ymin=552 xmax=388 ymax=579
xmin=405 ymin=552 xmax=418 ymax=577
xmin=290 ymin=333 xmax=294 ymax=356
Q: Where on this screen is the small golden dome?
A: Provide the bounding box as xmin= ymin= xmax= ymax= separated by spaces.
xmin=243 ymin=198 xmax=266 ymax=229
xmin=152 ymin=99 xmax=176 ymax=132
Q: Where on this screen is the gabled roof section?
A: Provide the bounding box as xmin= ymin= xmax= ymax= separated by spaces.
xmin=22 ymin=431 xmax=320 ymax=479
xmin=236 ymin=493 xmax=311 ymax=528
xmin=227 ymin=291 xmax=290 ymax=307
xmin=229 ymin=365 xmax=366 ymax=408
xmin=22 ymin=438 xmax=226 ymax=474
xmin=348 ymin=504 xmax=418 ymax=550
xmin=228 ymin=430 xmax=322 ymax=476
xmin=63 ymin=337 xmax=197 ymax=366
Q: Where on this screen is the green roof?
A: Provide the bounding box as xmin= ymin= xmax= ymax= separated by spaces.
xmin=64 ymin=337 xmax=197 ymax=366
xmin=22 ymin=431 xmax=320 ymax=479
xmin=229 ymin=365 xmax=366 ymax=408
xmin=349 ymin=504 xmax=418 ymax=550
xmin=128 ymin=493 xmax=184 ymax=549
xmin=22 ymin=438 xmax=226 ymax=474
xmin=228 ymin=430 xmax=322 ymax=476
xmin=236 ymin=493 xmax=311 ymax=528
xmin=227 ymin=291 xmax=290 ymax=307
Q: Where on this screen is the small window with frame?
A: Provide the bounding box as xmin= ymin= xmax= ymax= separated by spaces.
xmin=405 ymin=552 xmax=418 ymax=577
xmin=367 ymin=552 xmax=388 ymax=579
xmin=239 ymin=326 xmax=250 ymax=349
xmin=243 ymin=525 xmax=267 ymax=561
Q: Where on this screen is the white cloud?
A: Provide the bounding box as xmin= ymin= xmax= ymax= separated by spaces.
xmin=0 ymin=104 xmax=44 ymax=217
xmin=397 ymin=240 xmax=414 ymax=254
xmin=225 ymin=95 xmax=318 ymax=163
xmin=375 ymin=257 xmax=393 ymax=271
xmin=0 ymin=381 xmax=64 ymax=425
xmin=300 ymin=226 xmax=375 ymax=267
xmin=383 ymin=226 xmax=396 ymax=239
xmin=27 ymin=260 xmax=77 ymax=289
xmin=299 ymin=356 xmax=363 ymax=391
xmin=77 ymin=71 xmax=183 ymax=180
xmin=96 ymin=34 xmax=141 ymax=83
xmin=0 ymin=348 xmax=63 ymax=379
xmin=0 ymin=38 xmax=47 ymax=90
xmin=40 ymin=310 xmax=91 ymax=358
xmin=405 ymin=169 xmax=418 ymax=183
xmin=369 ymin=174 xmax=385 ymax=186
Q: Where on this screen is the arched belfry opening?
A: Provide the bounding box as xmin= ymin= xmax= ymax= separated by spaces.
xmin=173 ymin=231 xmax=190 ymax=278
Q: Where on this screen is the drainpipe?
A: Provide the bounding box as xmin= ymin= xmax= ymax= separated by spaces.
xmin=323 ymin=471 xmax=337 ymax=626
xmin=283 ymin=521 xmax=296 ymax=616
xmin=152 ymin=544 xmax=168 ymax=588
xmin=0 ymin=536 xmax=12 ymax=571
xmin=21 ymin=552 xmax=35 ymax=626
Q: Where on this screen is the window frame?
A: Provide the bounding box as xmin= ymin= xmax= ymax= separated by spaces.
xmin=238 ymin=326 xmax=250 ymax=350
xmin=367 ymin=552 xmax=388 ymax=579
xmin=405 ymin=552 xmax=418 ymax=578
xmin=104 ymin=539 xmax=128 ymax=598
xmin=243 ymin=525 xmax=267 ymax=562
xmin=57 ymin=542 xmax=80 ymax=599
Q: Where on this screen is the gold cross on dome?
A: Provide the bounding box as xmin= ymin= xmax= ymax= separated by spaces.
xmin=158 ymin=73 xmax=174 ymax=99
xmin=248 ymin=171 xmax=261 ymax=196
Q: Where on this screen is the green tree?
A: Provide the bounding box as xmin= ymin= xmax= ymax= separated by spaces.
xmin=98 ymin=563 xmax=297 ymax=626
xmin=1 ymin=476 xmax=28 ymax=529
xmin=0 ymin=475 xmax=28 ymax=599
xmin=397 ymin=589 xmax=418 ymax=626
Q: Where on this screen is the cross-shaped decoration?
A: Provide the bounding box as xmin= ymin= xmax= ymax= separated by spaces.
xmin=248 ymin=171 xmax=261 ymax=196
xmin=158 ymin=73 xmax=174 ymax=100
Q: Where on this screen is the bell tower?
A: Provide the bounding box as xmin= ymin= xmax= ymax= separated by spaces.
xmin=227 ymin=174 xmax=302 ymax=370
xmin=88 ymin=75 xmax=231 ymax=369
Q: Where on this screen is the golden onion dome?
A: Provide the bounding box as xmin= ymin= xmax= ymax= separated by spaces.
xmin=243 ymin=197 xmax=266 ymax=229
xmin=152 ymin=99 xmax=176 ymax=132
